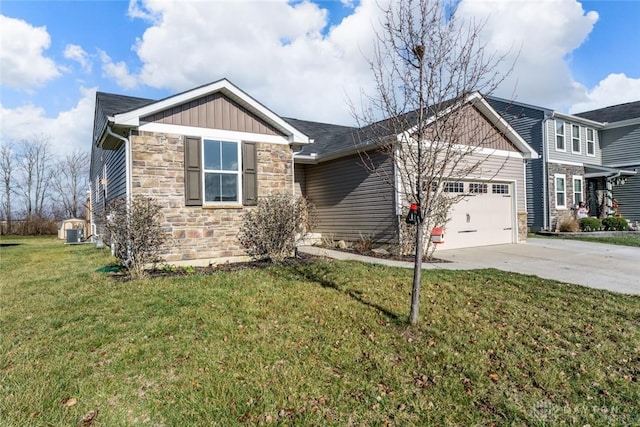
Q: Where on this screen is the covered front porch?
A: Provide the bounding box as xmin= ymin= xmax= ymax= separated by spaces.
xmin=584 ymin=164 xmax=637 ymax=218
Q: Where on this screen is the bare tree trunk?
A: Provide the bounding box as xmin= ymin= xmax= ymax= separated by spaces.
xmin=52 ymin=150 xmax=90 ymax=218
xmin=17 ymin=136 xmax=55 ymax=233
xmin=352 ymin=0 xmax=513 ymax=326
xmin=0 ymin=143 xmax=14 ymax=234
xmin=409 ymin=219 xmax=424 ymax=325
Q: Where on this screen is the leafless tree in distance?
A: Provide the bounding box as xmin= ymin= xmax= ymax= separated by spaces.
xmin=52 ymin=149 xmax=90 ymax=219
xmin=0 ymin=142 xmax=16 ymax=234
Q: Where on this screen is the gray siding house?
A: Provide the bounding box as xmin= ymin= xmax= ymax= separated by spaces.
xmin=575 ymin=101 xmax=640 ymax=224
xmin=487 ymin=96 xmax=637 ymax=231
xmin=90 ymin=81 xmax=537 ymax=264
xmin=290 ymin=94 xmax=538 ymax=251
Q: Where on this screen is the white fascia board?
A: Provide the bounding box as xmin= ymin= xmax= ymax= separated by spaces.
xmin=113 ymin=78 xmax=310 ymax=144
xmin=139 ymin=122 xmax=294 ymax=145
xmin=551 ymin=111 xmax=604 ymax=128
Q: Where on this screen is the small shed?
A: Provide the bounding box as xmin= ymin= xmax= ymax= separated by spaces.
xmin=58 ymin=218 xmax=87 ymax=240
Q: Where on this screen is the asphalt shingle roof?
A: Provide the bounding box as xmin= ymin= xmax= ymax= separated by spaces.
xmin=96 ymin=92 xmax=156 ymax=116
xmin=575 ymin=100 xmax=640 ymax=123
xmin=283 ymin=118 xmax=358 ymax=157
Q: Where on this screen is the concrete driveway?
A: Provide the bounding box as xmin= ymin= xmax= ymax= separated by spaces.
xmin=434 ymin=238 xmax=640 ymax=295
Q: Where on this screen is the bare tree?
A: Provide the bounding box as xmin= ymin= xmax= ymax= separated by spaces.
xmin=51 ymin=149 xmax=90 ymax=218
xmin=16 ymin=136 xmax=55 ymax=226
xmin=354 ymin=0 xmax=512 ymax=325
xmin=0 ymin=142 xmax=16 ymax=234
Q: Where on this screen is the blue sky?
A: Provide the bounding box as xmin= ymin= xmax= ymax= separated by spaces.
xmin=1 ymin=0 xmax=639 ymax=155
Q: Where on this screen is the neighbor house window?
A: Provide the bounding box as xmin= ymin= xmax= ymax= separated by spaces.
xmin=586 ymin=128 xmax=595 ymax=156
xmin=469 ymin=183 xmax=488 ymax=193
xmin=444 ymin=182 xmax=464 ymax=193
xmin=556 ymin=120 xmax=565 ymax=151
xmin=203 ymin=139 xmax=240 ymax=203
xmin=555 ymin=174 xmax=566 ymax=208
xmin=572 ymin=124 xmax=581 ymax=153
xmin=573 ymin=176 xmax=583 ymax=205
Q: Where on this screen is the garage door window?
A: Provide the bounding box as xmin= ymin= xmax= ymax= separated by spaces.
xmin=492 ymin=184 xmax=509 ymax=194
xmin=469 ymin=183 xmax=488 ymax=194
xmin=444 ymin=182 xmax=464 ymax=193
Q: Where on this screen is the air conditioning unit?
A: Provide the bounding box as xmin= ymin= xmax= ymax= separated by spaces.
xmin=66 ymin=229 xmax=83 ymax=244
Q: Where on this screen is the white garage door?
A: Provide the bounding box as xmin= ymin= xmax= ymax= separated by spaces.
xmin=435 ymin=181 xmax=515 ymax=250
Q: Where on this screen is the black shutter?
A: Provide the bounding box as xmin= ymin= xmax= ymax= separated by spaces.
xmin=242 ymin=142 xmax=257 ymax=206
xmin=184 ymin=136 xmax=202 ymax=206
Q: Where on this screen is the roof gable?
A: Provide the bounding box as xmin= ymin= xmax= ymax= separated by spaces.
xmin=293 ymin=93 xmax=538 ymax=162
xmin=141 ymin=92 xmax=285 ymax=137
xmin=113 ymin=78 xmax=308 ymax=144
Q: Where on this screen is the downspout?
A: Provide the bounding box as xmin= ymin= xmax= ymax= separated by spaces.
xmin=541 ymin=115 xmax=550 ymax=230
xmin=106 ymin=125 xmax=131 ymax=202
xmin=105 ymin=125 xmax=130 ymax=257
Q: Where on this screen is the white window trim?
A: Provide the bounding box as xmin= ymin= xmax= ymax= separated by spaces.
xmin=586 ymin=128 xmax=596 ymax=157
xmin=572 ymin=175 xmax=583 ymax=205
xmin=555 ymin=173 xmax=566 ymax=209
xmin=202 ymin=137 xmax=243 ymax=206
xmin=571 ymin=124 xmax=581 ymax=154
xmin=555 ymin=120 xmax=566 ymax=152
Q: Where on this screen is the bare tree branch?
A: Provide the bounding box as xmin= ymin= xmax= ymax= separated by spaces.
xmin=352 ymin=0 xmax=514 ymax=325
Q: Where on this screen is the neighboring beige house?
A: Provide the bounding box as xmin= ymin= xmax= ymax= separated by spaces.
xmin=90 ymin=79 xmax=309 ymax=265
xmin=90 ymin=80 xmax=537 ymax=264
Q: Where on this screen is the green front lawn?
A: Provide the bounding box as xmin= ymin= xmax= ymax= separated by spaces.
xmin=1 ymin=237 xmax=638 ymax=426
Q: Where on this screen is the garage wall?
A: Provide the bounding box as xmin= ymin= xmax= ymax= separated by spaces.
xmin=303 ymin=152 xmax=397 ymax=243
xmin=459 ymin=152 xmax=527 ymax=211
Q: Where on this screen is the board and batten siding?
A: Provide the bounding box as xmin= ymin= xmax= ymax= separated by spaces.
xmin=303 ymin=152 xmax=397 ymax=243
xmin=546 ymin=119 xmax=602 ymax=164
xmin=141 ymin=93 xmax=285 ymax=136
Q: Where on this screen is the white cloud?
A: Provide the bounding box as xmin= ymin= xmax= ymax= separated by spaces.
xmin=456 ymin=0 xmax=599 ymax=111
xmin=569 ymin=73 xmax=640 ymax=114
xmin=99 ymin=50 xmax=139 ymax=90
xmin=0 ymin=87 xmax=96 ymax=156
xmin=106 ymin=0 xmax=615 ymax=123
xmin=0 ymin=15 xmax=61 ymax=90
xmin=64 ymin=44 xmax=92 ymax=73
xmin=110 ymin=0 xmax=386 ymax=124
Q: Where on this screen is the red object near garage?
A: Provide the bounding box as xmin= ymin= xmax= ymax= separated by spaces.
xmin=430 ymin=227 xmax=444 ymax=244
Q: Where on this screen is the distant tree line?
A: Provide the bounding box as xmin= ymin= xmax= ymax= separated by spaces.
xmin=0 ymin=135 xmax=89 ymax=235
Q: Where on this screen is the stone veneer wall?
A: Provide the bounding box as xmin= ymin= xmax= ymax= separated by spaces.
xmin=517 ymin=211 xmax=528 ymax=242
xmin=547 ymin=163 xmax=585 ymax=231
xmin=131 ymin=131 xmax=293 ymax=264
